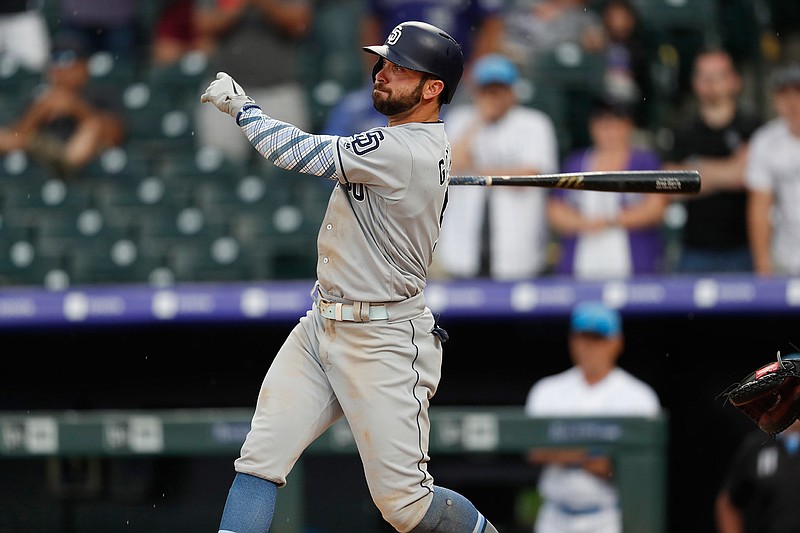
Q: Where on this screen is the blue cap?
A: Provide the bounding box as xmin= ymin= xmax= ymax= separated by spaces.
xmin=570 ymin=301 xmax=621 ymax=337
xmin=472 ymin=54 xmax=518 ymax=86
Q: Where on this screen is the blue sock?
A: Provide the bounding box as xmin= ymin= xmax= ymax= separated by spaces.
xmin=218 ymin=473 xmax=277 ymax=533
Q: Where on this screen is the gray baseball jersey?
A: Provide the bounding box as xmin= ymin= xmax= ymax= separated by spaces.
xmin=322 ymin=123 xmax=451 ymax=302
xmin=232 ymin=106 xmax=452 ymax=531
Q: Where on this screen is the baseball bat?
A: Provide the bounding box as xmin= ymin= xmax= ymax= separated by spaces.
xmin=449 ymin=170 xmax=700 ymax=193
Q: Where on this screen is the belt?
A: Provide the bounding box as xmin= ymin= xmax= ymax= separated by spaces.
xmin=317 ymin=298 xmax=388 ymax=322
xmin=552 ymin=502 xmax=618 ymax=516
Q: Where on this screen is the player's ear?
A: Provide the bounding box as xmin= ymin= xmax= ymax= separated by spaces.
xmin=423 ymin=79 xmax=445 ymax=103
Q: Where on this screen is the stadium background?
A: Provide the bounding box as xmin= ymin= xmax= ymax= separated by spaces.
xmin=2 ymin=0 xmax=800 ymax=532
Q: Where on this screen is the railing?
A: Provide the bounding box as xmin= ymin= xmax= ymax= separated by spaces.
xmin=0 ymin=407 xmax=668 ymax=533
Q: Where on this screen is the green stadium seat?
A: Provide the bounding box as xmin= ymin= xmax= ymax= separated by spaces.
xmin=0 ymin=61 xmax=42 ymax=124
xmin=167 ymin=234 xmax=255 ymax=283
xmin=530 ymin=43 xmax=606 ymax=84
xmin=146 ymin=51 xmax=210 ymax=110
xmin=629 ymin=0 xmax=722 ymax=106
xmin=0 ymin=247 xmax=68 ymax=288
xmin=528 ymin=43 xmax=606 ymax=151
xmin=630 ymin=0 xmax=720 ymax=35
xmin=517 ymin=77 xmax=570 ymax=157
xmin=192 ymin=172 xmax=297 ymax=225
xmin=67 ymin=238 xmax=174 ymax=286
xmin=156 ymin=145 xmax=246 ymax=185
xmin=95 ymin=174 xmax=192 ymax=231
xmin=88 ymin=51 xmax=137 ymax=88
xmin=34 ymin=207 xmax=129 ymax=259
xmin=230 ymin=202 xmax=320 ymax=280
xmin=135 ymin=204 xmax=232 ymax=262
xmin=302 ymin=0 xmax=367 ymax=130
xmin=0 ymin=150 xmax=54 ymax=182
xmin=121 ymin=80 xmax=196 ymax=155
xmin=1 ymin=179 xmax=95 ymax=228
xmin=0 ymin=220 xmax=69 ymax=288
xmin=77 ymin=145 xmax=152 ymax=184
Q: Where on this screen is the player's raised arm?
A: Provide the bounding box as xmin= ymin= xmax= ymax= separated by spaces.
xmin=201 ymin=71 xmax=338 ymax=180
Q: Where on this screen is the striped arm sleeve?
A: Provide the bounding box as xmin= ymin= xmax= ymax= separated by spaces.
xmin=236 ymin=105 xmax=338 ymax=180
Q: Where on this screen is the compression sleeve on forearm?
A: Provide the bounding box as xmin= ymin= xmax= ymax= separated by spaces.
xmin=236 ymin=104 xmax=338 ymax=180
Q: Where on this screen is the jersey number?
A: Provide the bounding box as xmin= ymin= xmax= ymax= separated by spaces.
xmin=346 ymin=182 xmax=365 ymax=201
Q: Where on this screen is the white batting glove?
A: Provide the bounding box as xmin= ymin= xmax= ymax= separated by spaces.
xmin=200 ymin=71 xmax=256 ymax=118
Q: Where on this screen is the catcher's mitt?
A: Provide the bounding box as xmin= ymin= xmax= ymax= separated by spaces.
xmin=723 ymin=352 xmax=800 ymax=435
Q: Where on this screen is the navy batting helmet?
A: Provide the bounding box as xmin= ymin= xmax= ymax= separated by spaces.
xmin=363 ymin=21 xmax=464 ymax=104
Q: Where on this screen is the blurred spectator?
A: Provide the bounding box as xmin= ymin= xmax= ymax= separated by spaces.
xmin=525 ymin=300 xmax=661 ymax=533
xmin=663 ymin=48 xmax=762 ymax=274
xmin=715 ymin=419 xmax=800 ymax=533
xmin=746 ymin=63 xmax=800 ymax=276
xmin=433 ymin=54 xmax=559 ymax=280
xmin=598 ymin=0 xmax=654 ymax=128
xmin=194 ymin=0 xmax=312 ymax=164
xmin=0 ymin=34 xmax=126 ymax=178
xmin=56 ymin=0 xmax=139 ymax=60
xmin=151 ymin=0 xmax=212 ymax=67
xmin=0 ymin=0 xmax=51 ymax=72
xmin=503 ymin=0 xmax=606 ymax=74
xmin=547 ymin=97 xmax=667 ymax=279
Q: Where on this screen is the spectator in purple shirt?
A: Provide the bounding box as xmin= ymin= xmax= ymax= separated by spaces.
xmin=547 ymin=96 xmax=667 ymax=278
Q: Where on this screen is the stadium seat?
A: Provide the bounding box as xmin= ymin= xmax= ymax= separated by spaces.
xmin=34 ymin=207 xmax=128 ymax=259
xmin=0 ymin=206 xmax=71 ymax=288
xmin=96 ymin=174 xmax=192 ymax=231
xmin=231 ymin=201 xmax=320 ymax=280
xmin=135 ymin=203 xmax=232 ymax=262
xmin=0 ymin=60 xmax=42 ymax=125
xmin=121 ymin=80 xmax=196 ymax=156
xmin=155 ymin=145 xmax=246 ymax=186
xmin=0 ymin=150 xmax=51 ymax=183
xmin=517 ymin=76 xmax=570 ymax=157
xmin=77 ymin=145 xmax=152 ymax=184
xmin=167 ymin=233 xmax=255 ymax=283
xmin=67 ymin=238 xmax=173 ymax=286
xmin=1 ymin=178 xmax=95 ymax=227
xmin=0 ymin=244 xmax=69 ymax=288
xmin=302 ymin=0 xmax=367 ymax=131
xmin=88 ymin=51 xmax=137 ymax=88
xmin=146 ymin=51 xmax=210 ymax=110
xmin=629 ymin=0 xmax=722 ymax=106
xmin=528 ymin=43 xmax=606 ymax=151
xmin=192 ymin=171 xmax=297 ymax=225
xmin=630 ymin=0 xmax=720 ymax=36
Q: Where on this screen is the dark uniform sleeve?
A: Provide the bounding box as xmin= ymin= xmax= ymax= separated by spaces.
xmin=721 ymin=432 xmax=762 ymax=510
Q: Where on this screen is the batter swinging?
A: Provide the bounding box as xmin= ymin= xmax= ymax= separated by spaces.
xmin=201 ymin=21 xmax=499 ymax=533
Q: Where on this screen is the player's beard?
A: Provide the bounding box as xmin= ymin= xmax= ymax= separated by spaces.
xmin=372 ymin=78 xmax=426 ymax=117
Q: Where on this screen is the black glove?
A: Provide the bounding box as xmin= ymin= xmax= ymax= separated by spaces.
xmin=723 ymin=352 xmax=800 ymax=435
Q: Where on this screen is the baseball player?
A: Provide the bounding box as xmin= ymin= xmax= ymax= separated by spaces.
xmin=201 ymin=21 xmax=499 ymax=533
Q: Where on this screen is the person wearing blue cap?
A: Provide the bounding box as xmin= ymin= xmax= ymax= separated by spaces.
xmin=433 ymin=53 xmax=560 ymax=280
xmin=523 ymin=300 xmax=661 ymax=533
